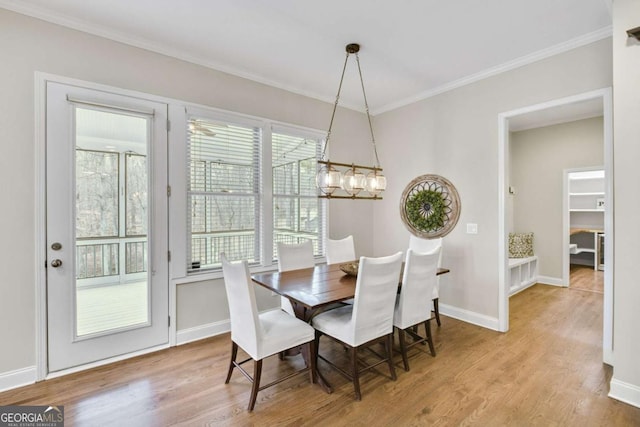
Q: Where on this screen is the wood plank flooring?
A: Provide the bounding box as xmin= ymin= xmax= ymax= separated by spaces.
xmin=2 ymin=283 xmax=639 ymax=426
xmin=570 ymin=264 xmax=604 ymax=294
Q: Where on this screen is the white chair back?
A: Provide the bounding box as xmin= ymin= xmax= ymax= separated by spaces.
xmin=350 ymin=252 xmax=403 ymax=346
xmin=409 ymin=235 xmax=443 ymax=299
xmin=408 ymin=235 xmax=443 ymax=266
xmin=277 ymin=240 xmax=315 ymax=315
xmin=394 ymin=248 xmax=440 ymax=329
xmin=277 ymin=240 xmax=315 ymax=272
xmin=326 ymin=235 xmax=356 ymax=265
xmin=221 ymin=253 xmax=261 ymax=359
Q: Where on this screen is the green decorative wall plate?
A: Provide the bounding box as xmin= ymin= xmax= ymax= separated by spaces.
xmin=400 ymin=174 xmax=461 ymax=238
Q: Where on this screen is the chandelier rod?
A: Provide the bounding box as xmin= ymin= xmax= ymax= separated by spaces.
xmin=354 ymin=51 xmax=381 ymax=168
xmin=321 ymin=49 xmax=350 ymax=160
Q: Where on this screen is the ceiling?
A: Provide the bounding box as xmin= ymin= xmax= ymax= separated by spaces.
xmin=1 ymin=0 xmax=612 ymax=114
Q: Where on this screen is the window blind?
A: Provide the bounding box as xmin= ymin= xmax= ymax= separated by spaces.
xmin=186 ymin=116 xmax=261 ymax=271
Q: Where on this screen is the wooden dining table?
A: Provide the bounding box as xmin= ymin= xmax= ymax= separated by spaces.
xmin=252 ymin=263 xmax=450 ymax=322
xmin=251 ymin=262 xmax=450 ymax=393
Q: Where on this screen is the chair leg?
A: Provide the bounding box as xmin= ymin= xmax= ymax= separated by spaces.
xmin=247 ymin=359 xmax=263 ymax=412
xmin=386 ymin=333 xmax=397 ymax=381
xmin=314 ymin=330 xmax=322 ymax=369
xmin=350 ymin=346 xmax=362 ymax=401
xmin=433 ymin=298 xmax=441 ymax=326
xmin=225 ymin=341 xmax=238 ymax=384
xmin=397 ymin=327 xmax=410 ymax=371
xmin=308 ymin=339 xmax=317 ymax=384
xmin=425 ymin=320 xmax=436 ymax=357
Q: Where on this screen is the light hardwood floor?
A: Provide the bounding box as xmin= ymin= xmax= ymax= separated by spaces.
xmin=570 ymin=264 xmax=604 ymax=294
xmin=2 ymin=283 xmax=639 ymax=426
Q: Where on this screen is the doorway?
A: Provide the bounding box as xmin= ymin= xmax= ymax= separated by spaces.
xmin=498 ymin=88 xmax=613 ymax=365
xmin=44 ymin=81 xmax=169 ymax=373
xmin=566 ymin=167 xmax=605 ymax=294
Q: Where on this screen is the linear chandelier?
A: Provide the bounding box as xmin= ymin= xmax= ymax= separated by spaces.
xmin=316 ymin=43 xmax=386 ymax=200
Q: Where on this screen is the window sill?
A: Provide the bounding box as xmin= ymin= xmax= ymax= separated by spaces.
xmin=172 ymin=257 xmax=326 ymax=285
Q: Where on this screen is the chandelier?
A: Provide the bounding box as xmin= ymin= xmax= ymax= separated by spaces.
xmin=316 ymin=43 xmax=386 ymax=199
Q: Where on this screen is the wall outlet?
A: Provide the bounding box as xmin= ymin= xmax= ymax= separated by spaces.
xmin=467 ymin=223 xmax=478 ymax=234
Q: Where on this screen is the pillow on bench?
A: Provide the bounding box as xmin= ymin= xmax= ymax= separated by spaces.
xmin=509 ymin=232 xmax=534 ymax=258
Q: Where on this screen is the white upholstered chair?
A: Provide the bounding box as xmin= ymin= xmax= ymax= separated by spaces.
xmin=408 ymin=235 xmax=444 ymax=326
xmin=277 ymin=240 xmax=315 ymax=315
xmin=221 ymin=253 xmax=316 ymax=411
xmin=394 ymin=248 xmax=440 ymax=371
xmin=277 ymin=240 xmax=315 ymax=272
xmin=325 ymin=235 xmax=356 ymax=265
xmin=326 ymin=235 xmax=357 ymax=304
xmin=312 ymin=252 xmax=403 ymax=400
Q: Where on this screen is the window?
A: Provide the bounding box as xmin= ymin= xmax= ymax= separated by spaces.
xmin=185 ymin=109 xmax=326 ymax=273
xmin=75 ymin=149 xmax=120 ymax=279
xmin=75 ymin=150 xmax=148 ymax=280
xmin=272 ymin=128 xmax=325 ymax=255
xmin=187 ymin=115 xmax=261 ymax=270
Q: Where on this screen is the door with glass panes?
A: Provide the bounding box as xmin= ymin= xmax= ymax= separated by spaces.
xmin=46 ymin=82 xmax=168 ymax=372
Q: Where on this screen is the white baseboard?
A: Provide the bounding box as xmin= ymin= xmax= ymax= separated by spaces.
xmin=609 ymin=377 xmax=640 ymax=409
xmin=439 ymin=303 xmax=500 ymax=331
xmin=537 ymin=276 xmax=565 ymax=287
xmin=0 ymin=366 xmax=36 ymax=393
xmin=176 ymin=308 xmax=280 ymax=346
xmin=176 ymin=320 xmax=230 ymax=345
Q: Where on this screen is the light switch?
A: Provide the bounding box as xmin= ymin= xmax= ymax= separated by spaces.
xmin=467 ymin=223 xmax=478 ymax=234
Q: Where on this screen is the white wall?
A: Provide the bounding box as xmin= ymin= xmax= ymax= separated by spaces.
xmin=611 ymin=0 xmax=640 ymax=408
xmin=510 ymin=117 xmax=604 ymax=280
xmin=372 ymin=39 xmax=612 ymax=324
xmin=0 ymin=9 xmax=373 ymax=376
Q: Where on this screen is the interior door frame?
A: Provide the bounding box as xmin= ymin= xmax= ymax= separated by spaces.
xmin=35 ymin=73 xmax=178 ymax=380
xmin=497 ymin=88 xmax=613 ymax=365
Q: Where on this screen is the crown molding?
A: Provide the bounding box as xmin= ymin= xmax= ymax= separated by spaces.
xmin=372 ymin=26 xmax=613 ymax=115
xmin=0 ymin=1 xmax=366 ymax=111
xmin=0 ymin=2 xmax=612 ymax=116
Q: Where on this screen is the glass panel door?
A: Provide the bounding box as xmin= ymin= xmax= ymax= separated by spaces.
xmin=46 ymin=82 xmax=168 ymax=373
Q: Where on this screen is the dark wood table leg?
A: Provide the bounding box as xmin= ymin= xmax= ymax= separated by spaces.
xmin=292 ymin=303 xmax=333 ymax=394
xmin=282 ymin=303 xmax=306 ymax=356
xmin=299 ymin=338 xmax=332 ymax=394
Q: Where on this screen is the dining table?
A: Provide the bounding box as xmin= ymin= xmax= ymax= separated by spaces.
xmin=251 ymin=262 xmax=450 ymax=393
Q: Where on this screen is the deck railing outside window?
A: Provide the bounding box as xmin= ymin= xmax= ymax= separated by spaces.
xmin=76 ymin=237 xmax=147 ymax=285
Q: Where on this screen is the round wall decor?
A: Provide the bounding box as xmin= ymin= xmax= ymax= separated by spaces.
xmin=400 ymin=174 xmax=461 ymax=238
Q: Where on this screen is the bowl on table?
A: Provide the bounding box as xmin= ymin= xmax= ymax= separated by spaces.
xmin=339 ymin=262 xmax=359 ymax=276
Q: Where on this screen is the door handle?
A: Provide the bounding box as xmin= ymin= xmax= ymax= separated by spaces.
xmin=50 ymin=259 xmax=62 ymax=268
